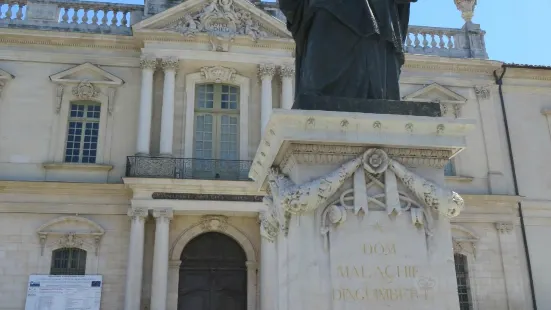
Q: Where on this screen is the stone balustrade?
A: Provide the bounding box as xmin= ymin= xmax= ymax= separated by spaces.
xmin=0 ymin=0 xmax=143 ymax=34
xmin=406 ymin=25 xmax=488 ymax=59
xmin=0 ymin=0 xmax=488 ymax=59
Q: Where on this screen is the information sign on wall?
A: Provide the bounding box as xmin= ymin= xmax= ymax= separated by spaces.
xmin=24 ymin=275 xmax=102 ymax=310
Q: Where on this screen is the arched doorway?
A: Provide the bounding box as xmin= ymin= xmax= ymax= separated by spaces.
xmin=177 ymin=232 xmax=247 ymax=310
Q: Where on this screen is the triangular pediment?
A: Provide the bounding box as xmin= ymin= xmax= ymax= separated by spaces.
xmin=133 ymin=0 xmax=292 ymax=41
xmin=403 ymin=83 xmax=467 ymax=104
xmin=49 ymin=62 xmax=124 ymax=86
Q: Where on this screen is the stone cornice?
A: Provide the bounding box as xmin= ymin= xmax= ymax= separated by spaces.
xmin=0 ymin=181 xmax=129 ymax=197
xmin=0 ymin=28 xmax=140 ymax=51
xmin=462 ymin=194 xmax=521 ymax=207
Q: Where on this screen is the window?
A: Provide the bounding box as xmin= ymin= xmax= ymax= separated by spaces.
xmin=64 ymin=101 xmax=101 ymax=163
xmin=193 ymin=84 xmax=240 ymax=179
xmin=454 ymin=253 xmax=472 ymax=310
xmin=445 ymin=160 xmax=456 ymax=176
xmin=50 ymin=248 xmax=87 ymax=275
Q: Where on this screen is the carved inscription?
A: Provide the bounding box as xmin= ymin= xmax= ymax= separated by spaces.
xmin=332 ymin=242 xmax=431 ymax=304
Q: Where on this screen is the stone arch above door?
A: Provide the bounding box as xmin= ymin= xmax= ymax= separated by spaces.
xmin=169 ymin=215 xmax=257 ymax=263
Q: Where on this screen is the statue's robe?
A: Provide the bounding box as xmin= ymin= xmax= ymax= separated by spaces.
xmin=279 ymin=0 xmax=412 ymax=103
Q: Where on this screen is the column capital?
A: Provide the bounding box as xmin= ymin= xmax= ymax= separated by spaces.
xmin=127 ymin=207 xmax=148 ymax=221
xmin=258 ymin=63 xmax=276 ymax=80
xmin=153 ymin=208 xmax=174 ymax=220
xmin=140 ymin=56 xmax=158 ymax=70
xmin=161 ymin=57 xmax=179 ymax=72
xmin=495 ymin=221 xmax=514 ymax=234
xmin=279 ymin=64 xmax=295 ymax=79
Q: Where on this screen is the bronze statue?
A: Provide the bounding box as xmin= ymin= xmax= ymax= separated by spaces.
xmin=279 ymin=0 xmax=417 ymax=110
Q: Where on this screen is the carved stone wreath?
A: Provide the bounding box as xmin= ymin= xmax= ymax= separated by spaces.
xmin=163 ymin=0 xmax=271 ymax=51
xmin=72 ymin=81 xmax=99 ymax=100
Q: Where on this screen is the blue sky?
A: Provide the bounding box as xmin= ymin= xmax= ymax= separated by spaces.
xmin=409 ymin=0 xmax=551 ymax=66
xmin=115 ymin=0 xmax=550 ymax=66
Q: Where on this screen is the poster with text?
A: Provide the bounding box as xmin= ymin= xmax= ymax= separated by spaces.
xmin=24 ymin=275 xmax=102 ymax=310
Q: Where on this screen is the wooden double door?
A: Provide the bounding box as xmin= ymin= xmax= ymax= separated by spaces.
xmin=177 ymin=232 xmax=247 ymax=310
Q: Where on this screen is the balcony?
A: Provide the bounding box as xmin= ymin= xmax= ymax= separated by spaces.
xmin=125 ymin=156 xmax=253 ymax=181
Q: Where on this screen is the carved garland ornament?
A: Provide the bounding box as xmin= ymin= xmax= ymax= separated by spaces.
xmin=200 ymin=65 xmax=237 ymax=83
xmin=259 ymin=148 xmax=464 ymax=241
xmin=163 ymin=0 xmax=271 ymax=51
xmin=72 ymin=81 xmax=99 ymax=100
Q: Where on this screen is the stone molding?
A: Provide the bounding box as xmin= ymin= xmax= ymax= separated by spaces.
xmin=495 ymin=221 xmax=514 ymax=234
xmin=161 ymin=57 xmax=179 ymax=71
xmin=278 ymin=144 xmax=452 ymax=170
xmin=36 ymin=215 xmax=105 ymax=256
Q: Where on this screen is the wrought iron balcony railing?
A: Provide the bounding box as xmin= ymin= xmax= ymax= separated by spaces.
xmin=125 ymin=156 xmax=253 ymax=181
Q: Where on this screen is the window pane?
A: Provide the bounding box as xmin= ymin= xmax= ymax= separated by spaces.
xmin=194 ymin=114 xmax=213 ymax=159
xmin=454 ymin=253 xmax=472 ymax=310
xmin=220 ymin=85 xmax=238 ymax=110
xmin=196 ymin=84 xmax=214 ymax=109
xmin=219 ymin=115 xmax=238 ymax=160
xmin=51 ymin=248 xmax=87 ymax=275
xmin=65 ymin=102 xmax=101 ymax=164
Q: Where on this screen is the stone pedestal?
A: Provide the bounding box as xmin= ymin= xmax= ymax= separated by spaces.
xmin=253 ymin=109 xmax=476 ymax=310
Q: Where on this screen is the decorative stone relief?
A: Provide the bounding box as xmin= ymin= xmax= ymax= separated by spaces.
xmin=279 ymin=64 xmax=295 ymax=78
xmin=161 ymin=57 xmax=179 ymax=71
xmin=278 ymin=144 xmax=452 ymax=170
xmin=72 ymin=81 xmax=100 ymax=100
xmin=258 ymin=63 xmax=276 ymax=79
xmin=454 ymin=0 xmax=477 ymax=22
xmin=200 ymin=65 xmax=237 ymax=83
xmin=474 ymin=85 xmax=491 ymax=100
xmin=140 ymin=56 xmax=158 ymax=70
xmin=163 ymin=0 xmax=271 ymax=51
xmin=453 ymin=238 xmax=477 ymax=257
xmin=36 ymin=216 xmax=106 ymax=256
xmin=58 ymin=232 xmax=84 ymax=248
xmin=55 ymin=85 xmax=64 ymax=114
xmin=107 ymin=87 xmax=116 ymax=115
xmin=259 ymin=148 xmax=464 ymax=240
xmin=199 ymin=215 xmax=229 ymax=231
xmin=495 ymin=221 xmax=514 ymax=234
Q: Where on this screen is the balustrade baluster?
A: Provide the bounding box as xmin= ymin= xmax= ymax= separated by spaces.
xmin=71 ymin=7 xmax=78 ymax=23
xmin=406 ymin=33 xmax=412 ymax=48
xmin=121 ymin=10 xmax=128 ymax=27
xmin=111 ymin=9 xmax=119 ymax=26
xmin=430 ymin=32 xmax=437 ymax=48
xmin=413 ymin=32 xmax=420 ymax=48
xmin=61 ymin=7 xmax=69 ymax=23
xmin=447 ymin=33 xmax=454 ymax=49
xmin=421 ymin=32 xmax=428 ymax=47
xmin=5 ymin=3 xmax=13 ymax=19
xmin=91 ymin=8 xmax=98 ymax=25
xmin=15 ymin=2 xmax=23 ymax=20
xmin=101 ymin=9 xmax=108 ymax=26
xmin=82 ymin=7 xmax=89 ymax=24
xmin=438 ymin=31 xmax=445 ymax=49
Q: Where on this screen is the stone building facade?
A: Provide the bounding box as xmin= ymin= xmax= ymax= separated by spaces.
xmin=0 ymin=0 xmax=549 ymax=309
